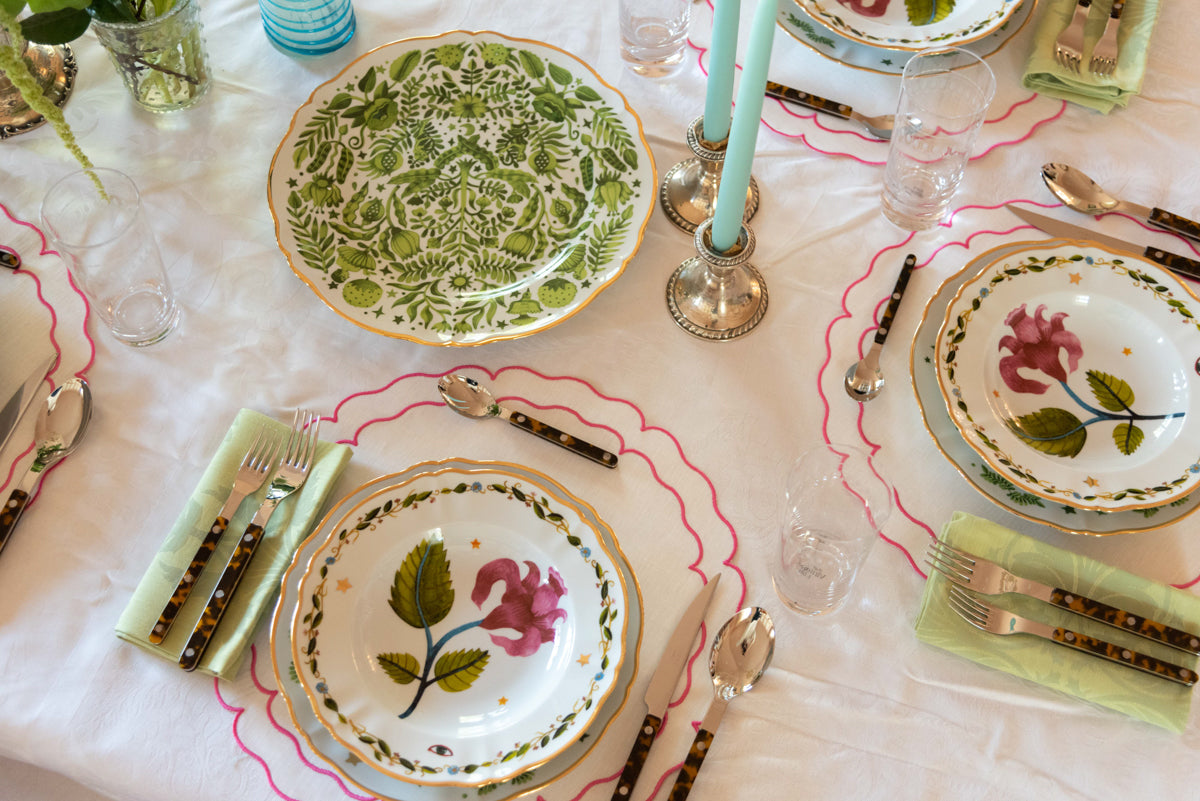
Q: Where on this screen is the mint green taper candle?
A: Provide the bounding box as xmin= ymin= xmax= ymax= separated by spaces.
xmin=703 ymin=0 xmax=740 ymax=142
xmin=710 ymin=0 xmax=775 ymax=252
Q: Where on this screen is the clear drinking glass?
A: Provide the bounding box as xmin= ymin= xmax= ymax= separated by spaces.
xmin=772 ymin=443 xmax=892 ymax=616
xmin=881 ymin=46 xmax=995 ymax=231
xmin=40 ymin=168 xmax=180 ymax=347
xmin=618 ymin=0 xmax=691 ymax=78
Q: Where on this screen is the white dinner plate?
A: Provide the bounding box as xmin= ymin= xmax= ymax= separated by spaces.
xmin=792 ymin=0 xmax=1026 ymax=51
xmin=271 ymin=459 xmax=642 ymax=799
xmin=912 ymin=239 xmax=1200 ymax=535
xmin=290 ymin=463 xmax=631 ymax=787
xmin=777 ymin=0 xmax=1033 ymax=75
xmin=934 ymin=241 xmax=1200 ymax=513
xmin=268 ymin=31 xmax=655 ymax=346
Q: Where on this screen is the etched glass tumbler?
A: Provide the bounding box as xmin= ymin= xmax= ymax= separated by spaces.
xmin=772 ymin=443 xmax=892 ymax=616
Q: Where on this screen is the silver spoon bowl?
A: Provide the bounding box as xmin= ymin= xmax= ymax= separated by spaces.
xmin=436 ymin=374 xmax=618 ymax=468
xmin=1042 ymin=163 xmax=1200 ymax=243
xmin=0 ymin=377 xmax=93 ymax=553
xmin=666 ymin=607 xmax=775 ymax=801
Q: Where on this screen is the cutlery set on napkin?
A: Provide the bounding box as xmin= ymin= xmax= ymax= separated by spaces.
xmin=917 ymin=513 xmax=1200 ymax=731
xmin=115 ymin=408 xmax=351 ymax=678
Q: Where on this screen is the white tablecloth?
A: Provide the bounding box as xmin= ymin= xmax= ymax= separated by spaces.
xmin=4 ymin=1 xmax=1200 ymax=799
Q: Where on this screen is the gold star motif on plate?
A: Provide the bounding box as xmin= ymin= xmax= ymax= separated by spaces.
xmin=577 ymin=654 xmax=591 ymax=666
xmin=336 ymin=578 xmax=353 ymax=593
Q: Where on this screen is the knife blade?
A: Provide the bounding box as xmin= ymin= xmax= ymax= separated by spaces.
xmin=1007 ymin=204 xmax=1200 ymax=282
xmin=609 ymin=574 xmax=721 ymax=801
xmin=0 ymin=355 xmax=55 ymax=457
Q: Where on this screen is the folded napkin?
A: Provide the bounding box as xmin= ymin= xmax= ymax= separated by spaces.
xmin=915 ymin=511 xmax=1200 ymax=732
xmin=116 ymin=408 xmax=352 ymax=679
xmin=1022 ymin=0 xmax=1161 ymax=113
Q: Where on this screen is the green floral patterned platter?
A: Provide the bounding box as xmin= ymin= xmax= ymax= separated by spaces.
xmin=272 ymin=459 xmax=642 ymax=799
xmin=793 ymin=0 xmax=1026 ymax=52
xmin=291 ymin=465 xmax=630 ymax=787
xmin=911 ymin=240 xmax=1200 ymax=535
xmin=935 ymin=242 xmax=1200 ymax=513
xmin=268 ymin=31 xmax=655 ymax=346
xmin=778 ymin=0 xmax=1032 ymax=75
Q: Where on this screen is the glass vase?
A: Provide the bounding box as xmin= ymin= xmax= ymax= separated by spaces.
xmin=92 ymin=0 xmax=211 ymax=113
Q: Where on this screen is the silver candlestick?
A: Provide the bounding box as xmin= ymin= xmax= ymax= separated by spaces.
xmin=659 ymin=116 xmax=760 ymax=234
xmin=666 ymin=218 xmax=767 ymax=341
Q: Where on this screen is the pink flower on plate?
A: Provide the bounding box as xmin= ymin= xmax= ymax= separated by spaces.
xmin=998 ymin=303 xmax=1083 ymax=395
xmin=836 ymin=0 xmax=890 ymax=17
xmin=472 ymin=559 xmax=567 ymax=657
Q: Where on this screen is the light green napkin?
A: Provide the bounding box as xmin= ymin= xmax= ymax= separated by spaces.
xmin=116 ymin=408 xmax=352 ymax=679
xmin=915 ymin=511 xmax=1200 ymax=732
xmin=1022 ymin=0 xmax=1161 ymax=113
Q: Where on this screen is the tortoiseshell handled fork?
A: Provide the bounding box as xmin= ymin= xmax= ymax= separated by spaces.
xmin=178 ymin=410 xmax=319 ymax=671
xmin=929 ymin=539 xmax=1200 ymax=656
xmin=947 ymin=586 xmax=1197 ymax=687
xmin=148 ymin=428 xmax=280 ymax=644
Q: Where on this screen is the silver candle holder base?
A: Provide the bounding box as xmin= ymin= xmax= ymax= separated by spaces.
xmin=659 ymin=116 xmax=760 ymax=234
xmin=0 ymin=43 xmax=76 ymax=140
xmin=666 ymin=218 xmax=767 ymax=341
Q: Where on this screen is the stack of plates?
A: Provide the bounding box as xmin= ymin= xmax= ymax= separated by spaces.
xmin=270 ymin=459 xmax=642 ymax=800
xmin=914 ymin=240 xmax=1200 ymax=536
xmin=777 ymin=0 xmax=1035 ymax=75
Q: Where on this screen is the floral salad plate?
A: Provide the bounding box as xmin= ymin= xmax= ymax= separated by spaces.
xmin=273 ymin=459 xmax=641 ymax=800
xmin=268 ymin=31 xmax=655 ymax=346
xmin=290 ymin=464 xmax=630 ymax=787
xmin=793 ymin=0 xmax=1026 ymax=51
xmin=935 ymin=242 xmax=1200 ymax=513
xmin=912 ymin=240 xmax=1200 ymax=535
xmin=778 ymin=0 xmax=1032 ymax=75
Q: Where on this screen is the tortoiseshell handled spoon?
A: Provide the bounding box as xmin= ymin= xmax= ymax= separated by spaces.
xmin=666 ymin=607 xmax=775 ymax=801
xmin=845 ymin=254 xmax=916 ymax=402
xmin=437 ymin=374 xmax=618 ymax=468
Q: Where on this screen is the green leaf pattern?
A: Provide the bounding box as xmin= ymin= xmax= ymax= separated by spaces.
xmin=280 ymin=37 xmax=644 ymax=338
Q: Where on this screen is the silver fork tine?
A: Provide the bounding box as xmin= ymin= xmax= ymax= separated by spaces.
xmin=924 ymin=553 xmax=974 ymax=585
xmin=1053 ymin=0 xmax=1091 ymax=73
xmin=928 ymin=540 xmax=976 ymax=573
xmin=945 ymin=586 xmax=988 ymax=628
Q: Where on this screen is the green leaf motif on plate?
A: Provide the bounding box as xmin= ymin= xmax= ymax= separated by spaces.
xmin=284 ymin=38 xmax=643 ymax=338
xmin=378 ymin=651 xmax=421 ymax=684
xmin=1007 ymin=407 xmax=1087 ymax=458
xmin=434 ymin=648 xmax=490 ymax=692
xmin=904 ymin=0 xmax=956 ymax=26
xmin=390 ymin=538 xmax=455 ymax=629
xmin=1086 ymin=369 xmax=1135 ymax=414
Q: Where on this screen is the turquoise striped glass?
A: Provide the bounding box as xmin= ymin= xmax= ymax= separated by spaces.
xmin=259 ymin=0 xmax=356 ymax=56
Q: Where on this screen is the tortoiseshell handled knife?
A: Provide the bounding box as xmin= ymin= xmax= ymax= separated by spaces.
xmin=609 ymin=575 xmax=721 ymax=801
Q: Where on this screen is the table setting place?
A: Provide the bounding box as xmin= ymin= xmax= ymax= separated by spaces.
xmin=3 ymin=0 xmax=1200 ymax=799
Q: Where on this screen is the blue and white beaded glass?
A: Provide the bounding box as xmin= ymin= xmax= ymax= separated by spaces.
xmin=259 ymin=0 xmax=356 ymax=56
